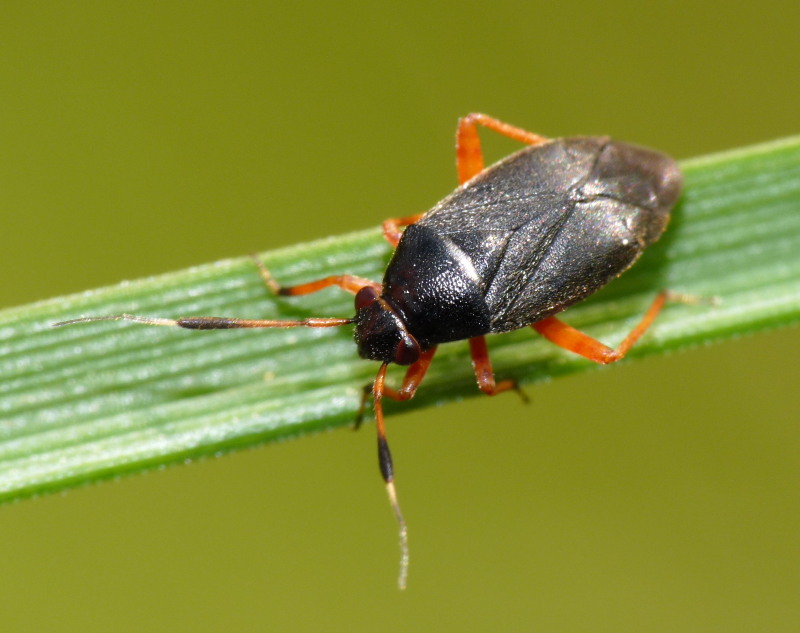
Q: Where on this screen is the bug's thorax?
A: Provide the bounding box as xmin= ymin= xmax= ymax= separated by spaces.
xmin=353 ymin=286 xmax=421 ymax=365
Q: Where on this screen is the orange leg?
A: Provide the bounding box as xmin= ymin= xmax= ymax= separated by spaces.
xmin=380 ymin=115 xmax=550 ymax=247
xmin=250 ymin=254 xmax=379 ymax=295
xmin=456 ymin=113 xmax=550 ymax=184
xmin=469 ymin=336 xmax=528 ymax=400
xmin=382 ymin=346 xmax=437 ymax=401
xmin=532 ymin=291 xmax=669 ymax=364
xmin=356 ymin=347 xmax=437 ymax=426
xmin=382 ymin=213 xmax=426 ymax=247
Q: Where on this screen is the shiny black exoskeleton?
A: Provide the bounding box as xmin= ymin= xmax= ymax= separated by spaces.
xmin=354 ymin=137 xmax=682 ymax=365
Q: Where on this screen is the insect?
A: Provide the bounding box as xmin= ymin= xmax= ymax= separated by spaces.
xmin=56 ymin=113 xmax=683 ymax=588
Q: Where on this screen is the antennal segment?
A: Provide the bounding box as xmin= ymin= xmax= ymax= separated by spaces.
xmin=372 ymin=362 xmax=410 ymax=590
xmin=53 ymin=314 xmax=353 ymax=329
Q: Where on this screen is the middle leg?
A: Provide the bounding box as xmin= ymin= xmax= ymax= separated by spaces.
xmin=469 ymin=336 xmax=528 ymax=400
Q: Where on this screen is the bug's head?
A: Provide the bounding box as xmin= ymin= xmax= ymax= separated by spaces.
xmin=353 ymin=286 xmax=420 ymax=365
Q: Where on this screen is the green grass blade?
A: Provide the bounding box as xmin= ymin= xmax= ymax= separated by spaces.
xmin=1 ymin=137 xmax=799 ymax=503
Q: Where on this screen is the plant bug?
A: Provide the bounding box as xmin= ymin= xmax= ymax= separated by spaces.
xmin=56 ymin=113 xmax=684 ymax=588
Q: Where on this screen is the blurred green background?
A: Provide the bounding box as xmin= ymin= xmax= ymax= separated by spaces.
xmin=2 ymin=2 xmax=799 ymax=631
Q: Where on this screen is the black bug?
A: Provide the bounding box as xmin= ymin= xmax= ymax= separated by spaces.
xmin=56 ymin=114 xmax=683 ymax=588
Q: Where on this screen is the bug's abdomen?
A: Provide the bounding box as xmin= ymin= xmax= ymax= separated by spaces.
xmin=382 ymin=224 xmax=492 ymax=349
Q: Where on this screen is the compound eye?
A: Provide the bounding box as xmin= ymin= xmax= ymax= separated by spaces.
xmin=355 ymin=286 xmax=379 ymax=310
xmin=394 ymin=335 xmax=420 ymax=365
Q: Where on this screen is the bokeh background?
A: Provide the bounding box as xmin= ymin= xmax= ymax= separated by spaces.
xmin=2 ymin=2 xmax=799 ymax=631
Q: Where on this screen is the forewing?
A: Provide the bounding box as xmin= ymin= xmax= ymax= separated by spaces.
xmin=486 ymin=198 xmax=645 ymax=331
xmin=413 ymin=136 xmax=676 ymax=334
xmin=417 ymin=138 xmax=606 ymax=293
